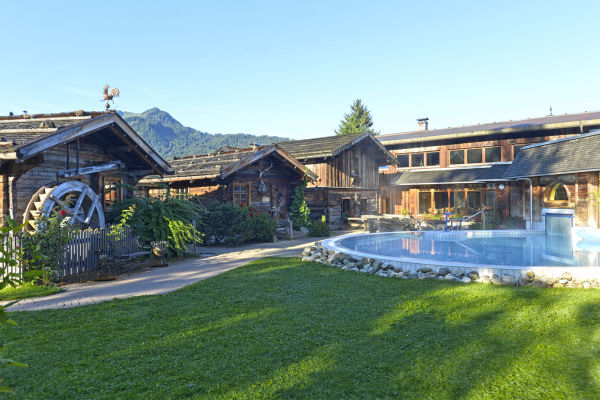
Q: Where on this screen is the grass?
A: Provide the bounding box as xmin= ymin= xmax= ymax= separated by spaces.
xmin=3 ymin=257 xmax=600 ymax=399
xmin=0 ymin=282 xmax=62 ymax=301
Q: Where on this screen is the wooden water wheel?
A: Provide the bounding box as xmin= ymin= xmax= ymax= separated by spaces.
xmin=23 ymin=181 xmax=105 ymax=231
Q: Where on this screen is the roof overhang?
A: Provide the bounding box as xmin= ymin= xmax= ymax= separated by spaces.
xmin=378 ymin=118 xmax=600 ymax=146
xmin=15 ymin=113 xmax=169 ymax=174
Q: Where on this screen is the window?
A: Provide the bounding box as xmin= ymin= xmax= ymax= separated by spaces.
xmin=434 ymin=191 xmax=448 ymax=209
xmin=104 ymin=178 xmax=121 ymax=207
xmin=467 ymin=148 xmax=482 ymax=164
xmin=233 ymin=183 xmax=250 ymax=205
xmin=352 ymin=157 xmax=360 ymax=176
xmin=397 ymin=154 xmax=409 ymax=168
xmin=467 ymin=191 xmax=481 ymax=210
xmin=450 ymin=150 xmax=464 ymax=165
xmin=485 ymin=147 xmax=501 ymax=163
xmin=426 ymin=152 xmax=440 ymax=166
xmin=485 ymin=190 xmax=496 ymax=209
xmin=550 ymin=183 xmax=569 ymax=201
xmin=513 ymin=145 xmax=525 ymax=159
xmin=411 ymin=153 xmax=424 ymax=167
xmin=173 ymin=187 xmax=189 ymax=200
xmin=418 ymin=191 xmax=432 ymax=214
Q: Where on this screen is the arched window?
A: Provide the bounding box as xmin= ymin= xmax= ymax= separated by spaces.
xmin=549 ymin=183 xmax=569 ymax=202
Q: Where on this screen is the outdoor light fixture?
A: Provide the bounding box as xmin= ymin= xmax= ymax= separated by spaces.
xmin=499 ymin=184 xmax=505 ymax=190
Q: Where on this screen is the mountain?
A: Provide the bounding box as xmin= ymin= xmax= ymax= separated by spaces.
xmin=119 ymin=108 xmax=289 ymax=160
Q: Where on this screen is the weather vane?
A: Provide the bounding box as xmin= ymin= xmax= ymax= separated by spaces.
xmin=102 ymin=84 xmax=120 ymax=110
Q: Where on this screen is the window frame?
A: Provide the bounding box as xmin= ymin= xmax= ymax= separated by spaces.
xmin=233 ymin=183 xmax=250 ymax=206
xmin=484 ymin=146 xmax=502 ymax=163
xmin=103 ymin=178 xmax=122 ymax=207
xmin=425 ymin=151 xmax=440 ymax=166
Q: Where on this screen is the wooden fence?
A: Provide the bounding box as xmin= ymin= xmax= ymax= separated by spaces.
xmin=0 ymin=227 xmax=146 ymax=279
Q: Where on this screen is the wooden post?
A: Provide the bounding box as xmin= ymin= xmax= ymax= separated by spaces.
xmin=192 ymin=220 xmax=197 ymax=257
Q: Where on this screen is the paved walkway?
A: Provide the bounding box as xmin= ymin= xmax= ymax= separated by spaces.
xmin=6 ymin=236 xmax=321 ymax=312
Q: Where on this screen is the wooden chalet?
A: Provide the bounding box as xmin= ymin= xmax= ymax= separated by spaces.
xmin=0 ymin=111 xmax=168 ymax=229
xmin=378 ymin=112 xmax=600 ymax=221
xmin=277 ymin=132 xmax=397 ymax=226
xmin=138 ymin=145 xmax=317 ymax=221
xmin=504 ymin=131 xmax=600 ymax=230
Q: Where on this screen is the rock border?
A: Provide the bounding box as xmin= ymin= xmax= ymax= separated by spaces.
xmin=301 ymin=242 xmax=600 ymax=289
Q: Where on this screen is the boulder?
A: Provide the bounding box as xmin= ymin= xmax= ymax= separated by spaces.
xmin=439 ymin=267 xmax=451 ymax=276
xmin=460 ymin=276 xmax=472 ymax=283
xmin=501 ymin=275 xmax=516 ymax=286
xmin=532 ymin=279 xmax=550 ymax=288
xmin=526 ymin=270 xmax=536 ymax=279
xmin=454 ymin=269 xmax=465 ymax=278
xmin=490 ymin=276 xmax=502 ymax=285
xmin=301 ymin=256 xmax=312 ymax=262
xmin=560 ymin=272 xmax=573 ymax=281
xmin=369 ymin=258 xmax=376 ymax=266
xmin=374 ymin=261 xmax=383 ymax=269
xmin=417 ymin=267 xmax=433 ymax=273
xmin=361 ymin=257 xmax=369 ymax=265
xmin=518 ymin=275 xmax=532 ymax=287
xmin=392 ymin=265 xmax=403 ymax=273
xmin=467 ymin=271 xmax=479 ymax=281
xmin=559 ymin=278 xmax=569 ymax=285
xmin=481 ymin=275 xmax=491 ymax=284
xmin=443 ymin=274 xmax=455 ymax=281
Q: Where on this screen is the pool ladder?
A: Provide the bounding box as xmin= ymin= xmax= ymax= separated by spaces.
xmin=445 ymin=205 xmax=488 ymax=231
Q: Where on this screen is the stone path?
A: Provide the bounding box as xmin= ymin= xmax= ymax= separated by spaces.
xmin=6 ymin=236 xmax=321 ymax=312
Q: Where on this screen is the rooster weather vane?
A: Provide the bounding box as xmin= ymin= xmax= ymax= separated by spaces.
xmin=102 ymin=84 xmax=120 ymax=110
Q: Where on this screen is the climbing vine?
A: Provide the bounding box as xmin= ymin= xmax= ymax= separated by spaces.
xmin=290 ymin=181 xmax=310 ymax=230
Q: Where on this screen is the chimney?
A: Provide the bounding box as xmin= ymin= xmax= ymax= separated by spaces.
xmin=417 ymin=118 xmax=429 ymax=131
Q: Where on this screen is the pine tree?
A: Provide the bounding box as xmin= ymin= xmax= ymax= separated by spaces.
xmin=335 ymin=99 xmax=378 ymax=136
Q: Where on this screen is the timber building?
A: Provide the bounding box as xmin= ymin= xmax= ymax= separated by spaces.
xmin=377 ymin=111 xmax=600 ymax=228
xmin=0 ymin=111 xmax=168 ymax=229
xmin=278 ymin=132 xmax=396 ymax=226
xmin=138 ymin=144 xmax=317 ymax=223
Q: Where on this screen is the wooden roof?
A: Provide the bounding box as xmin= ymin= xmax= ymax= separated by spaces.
xmin=139 ymin=144 xmax=317 ymax=184
xmin=504 ymin=131 xmax=600 ymax=178
xmin=277 ymin=132 xmax=397 ymax=164
xmin=378 ymin=111 xmax=600 ymax=146
xmin=0 ymin=111 xmax=169 ymax=173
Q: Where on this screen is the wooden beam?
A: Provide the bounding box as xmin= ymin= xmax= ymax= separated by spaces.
xmin=57 ymin=160 xmax=125 ymax=178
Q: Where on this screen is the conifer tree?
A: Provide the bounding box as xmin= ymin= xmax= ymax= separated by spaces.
xmin=290 ymin=181 xmax=310 ymax=230
xmin=335 ymin=99 xmax=378 ymax=136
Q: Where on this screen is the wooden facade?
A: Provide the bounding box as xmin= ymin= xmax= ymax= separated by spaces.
xmin=139 ymin=145 xmax=317 ymax=224
xmin=278 ymin=133 xmax=396 ymax=227
xmin=378 ymin=112 xmax=600 ymax=222
xmin=0 ymin=112 xmax=168 ymax=228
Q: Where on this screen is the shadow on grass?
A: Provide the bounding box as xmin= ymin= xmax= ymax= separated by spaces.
xmin=4 ymin=257 xmax=600 ymax=399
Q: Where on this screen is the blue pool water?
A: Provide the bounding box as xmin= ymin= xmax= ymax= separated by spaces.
xmin=338 ymin=232 xmax=600 ymax=267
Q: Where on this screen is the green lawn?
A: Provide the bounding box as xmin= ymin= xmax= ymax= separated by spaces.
xmin=3 ymin=257 xmax=600 ymax=399
xmin=0 ymin=282 xmax=62 ymax=301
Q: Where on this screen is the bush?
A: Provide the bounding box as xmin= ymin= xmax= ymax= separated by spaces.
xmin=21 ymin=214 xmax=75 ymax=284
xmin=200 ymin=203 xmax=275 ymax=246
xmin=107 ymin=197 xmax=204 ymax=257
xmin=308 ymin=219 xmax=331 ymax=237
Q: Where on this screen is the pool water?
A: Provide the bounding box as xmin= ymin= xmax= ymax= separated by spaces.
xmin=338 ymin=232 xmax=600 ymax=267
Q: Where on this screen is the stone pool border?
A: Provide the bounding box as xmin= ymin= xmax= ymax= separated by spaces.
xmin=302 ymin=230 xmax=600 ymax=289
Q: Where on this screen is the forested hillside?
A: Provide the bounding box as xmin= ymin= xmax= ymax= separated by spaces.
xmin=119 ymin=108 xmax=289 ymax=159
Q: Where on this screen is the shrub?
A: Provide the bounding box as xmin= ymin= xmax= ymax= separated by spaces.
xmin=290 ymin=181 xmax=310 ymax=230
xmin=20 ymin=214 xmax=75 ymax=284
xmin=308 ymin=218 xmax=331 ymax=237
xmin=107 ymin=197 xmax=204 ymax=257
xmin=200 ymin=204 xmax=275 ymax=245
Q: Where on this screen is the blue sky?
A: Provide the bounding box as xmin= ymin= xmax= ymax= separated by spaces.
xmin=1 ymin=1 xmax=599 ymax=139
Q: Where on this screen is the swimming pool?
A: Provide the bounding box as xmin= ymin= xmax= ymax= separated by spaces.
xmin=335 ymin=231 xmax=599 ymax=268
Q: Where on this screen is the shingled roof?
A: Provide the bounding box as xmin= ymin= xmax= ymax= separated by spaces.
xmin=504 ymin=131 xmax=600 ymax=178
xmin=0 ymin=111 xmax=169 ymax=173
xmin=378 ymin=111 xmax=600 ymax=146
xmin=392 ymin=164 xmax=511 ymax=186
xmin=278 ymin=132 xmax=396 ymax=164
xmin=139 ymin=144 xmax=317 ymax=184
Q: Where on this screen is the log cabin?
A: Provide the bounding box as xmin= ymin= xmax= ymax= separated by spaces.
xmin=0 ymin=111 xmax=168 ymax=230
xmin=277 ymin=133 xmax=397 ymax=226
xmin=138 ymin=144 xmax=317 ymax=224
xmin=377 ymin=111 xmax=600 ymax=227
